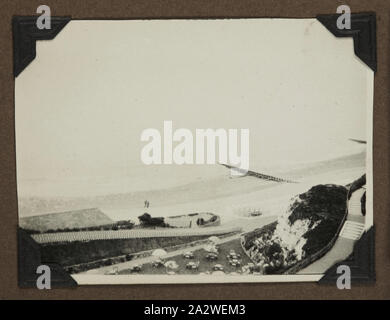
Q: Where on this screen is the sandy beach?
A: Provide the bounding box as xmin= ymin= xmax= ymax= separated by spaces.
xmin=101 ymin=152 xmax=365 ymax=226
xmin=19 ymin=151 xmax=365 ymax=234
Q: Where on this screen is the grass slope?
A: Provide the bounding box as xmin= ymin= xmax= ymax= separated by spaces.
xmin=19 ymin=208 xmax=113 ymax=232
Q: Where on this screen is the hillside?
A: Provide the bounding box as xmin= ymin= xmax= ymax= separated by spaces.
xmin=19 ymin=208 xmax=113 ymax=232
xmin=286 ymin=184 xmax=348 ymax=255
xmin=243 ymin=184 xmax=348 ymax=274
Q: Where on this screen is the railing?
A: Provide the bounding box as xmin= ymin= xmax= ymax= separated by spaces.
xmin=32 ymin=225 xmax=241 ymax=244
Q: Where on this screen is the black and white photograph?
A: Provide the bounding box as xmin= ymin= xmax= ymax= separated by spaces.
xmin=15 ymin=18 xmax=373 ymax=284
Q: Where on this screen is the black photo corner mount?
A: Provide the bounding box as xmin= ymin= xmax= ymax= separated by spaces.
xmin=316 ymin=12 xmax=377 ymax=72
xmin=12 ymin=13 xmax=377 ymax=77
xmin=18 ymin=228 xmax=77 ymax=288
xmin=319 ymin=227 xmax=375 ymax=285
xmin=12 ymin=16 xmax=71 ymax=77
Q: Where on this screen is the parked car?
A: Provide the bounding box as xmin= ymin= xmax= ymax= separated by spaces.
xmin=152 ymin=259 xmax=165 ymax=268
xmin=213 ymin=264 xmax=224 ymax=271
xmin=205 ymin=252 xmax=218 ymax=261
xmin=186 ymin=261 xmax=200 ymax=270
xmin=183 ymin=251 xmax=194 ymax=259
xmin=129 ymin=264 xmax=142 ymax=272
xmin=226 ymin=250 xmax=241 ymax=260
xmin=105 ymin=267 xmax=119 ymax=275
xmin=229 ymin=258 xmax=242 ymax=267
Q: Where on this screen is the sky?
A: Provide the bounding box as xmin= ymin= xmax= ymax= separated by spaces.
xmin=15 ymin=19 xmax=372 ymax=197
